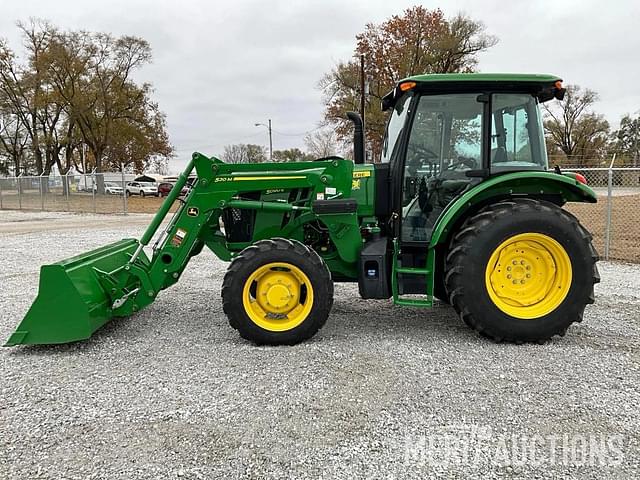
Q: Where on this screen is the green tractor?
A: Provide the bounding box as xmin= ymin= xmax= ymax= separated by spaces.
xmin=5 ymin=73 xmax=599 ymax=347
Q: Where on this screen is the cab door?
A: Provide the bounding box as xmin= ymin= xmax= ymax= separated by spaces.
xmin=400 ymin=93 xmax=485 ymax=243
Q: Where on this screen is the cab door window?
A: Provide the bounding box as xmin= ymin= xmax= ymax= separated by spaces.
xmin=401 ymin=93 xmax=483 ymax=242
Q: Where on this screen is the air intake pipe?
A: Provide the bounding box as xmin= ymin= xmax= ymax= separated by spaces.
xmin=346 ymin=111 xmax=365 ymax=164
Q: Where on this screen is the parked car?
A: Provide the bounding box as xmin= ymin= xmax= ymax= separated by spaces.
xmin=126 ymin=181 xmax=158 ymax=197
xmin=77 ymin=182 xmax=96 ymax=193
xmin=104 ymin=182 xmax=123 ymax=195
xmin=157 ymin=182 xmax=173 ymax=197
xmin=158 ymin=182 xmax=190 ymax=197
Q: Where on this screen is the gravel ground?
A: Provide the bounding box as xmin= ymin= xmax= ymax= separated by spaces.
xmin=1 ymin=211 xmax=639 ymax=479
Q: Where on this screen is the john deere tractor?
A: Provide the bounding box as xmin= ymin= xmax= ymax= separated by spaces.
xmin=5 ymin=73 xmax=599 ymax=347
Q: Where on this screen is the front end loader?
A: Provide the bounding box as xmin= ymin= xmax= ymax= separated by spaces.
xmin=6 ymin=73 xmax=599 ymax=347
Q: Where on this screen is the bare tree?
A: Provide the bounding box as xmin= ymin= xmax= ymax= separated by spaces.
xmin=0 ymin=109 xmax=29 ymax=174
xmin=303 ymin=127 xmax=345 ymax=158
xmin=221 ymin=144 xmax=267 ymax=164
xmin=0 ymin=21 xmax=58 ymax=174
xmin=272 ymin=148 xmax=314 ymax=162
xmin=611 ymin=114 xmax=640 ymax=166
xmin=543 ymin=85 xmax=610 ymax=166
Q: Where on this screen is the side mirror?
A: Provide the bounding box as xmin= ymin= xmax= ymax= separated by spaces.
xmin=554 ymin=87 xmax=566 ymax=100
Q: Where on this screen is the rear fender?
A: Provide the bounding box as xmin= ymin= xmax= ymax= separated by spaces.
xmin=429 ymin=171 xmax=597 ymax=249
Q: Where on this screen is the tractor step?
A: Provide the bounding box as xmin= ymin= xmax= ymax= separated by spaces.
xmin=394 ymin=296 xmax=433 ymax=307
xmin=395 ymin=266 xmax=430 ymax=275
xmin=391 ymin=238 xmax=434 ymax=308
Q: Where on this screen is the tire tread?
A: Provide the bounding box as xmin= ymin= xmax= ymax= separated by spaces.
xmin=222 ymin=238 xmax=333 ymax=345
xmin=444 ymin=199 xmax=599 ymax=343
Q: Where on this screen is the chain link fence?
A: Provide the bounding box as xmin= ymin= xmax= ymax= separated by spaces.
xmin=0 ymin=172 xmax=173 ymax=215
xmin=1 ymin=167 xmax=639 ymax=263
xmin=562 ymin=166 xmax=640 ymax=263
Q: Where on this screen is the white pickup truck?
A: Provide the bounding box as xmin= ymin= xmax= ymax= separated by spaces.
xmin=126 ymin=181 xmax=158 ymax=197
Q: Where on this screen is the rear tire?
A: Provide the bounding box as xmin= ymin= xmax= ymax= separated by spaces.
xmin=140 ymin=191 xmax=145 ymax=198
xmin=222 ymin=238 xmax=333 ymax=345
xmin=445 ymin=199 xmax=599 ymax=343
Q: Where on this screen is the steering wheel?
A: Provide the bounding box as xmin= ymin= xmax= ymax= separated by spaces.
xmin=408 ymin=144 xmax=439 ymax=162
xmin=445 ymin=156 xmax=476 ymax=171
xmin=418 ymin=156 xmax=472 ymax=210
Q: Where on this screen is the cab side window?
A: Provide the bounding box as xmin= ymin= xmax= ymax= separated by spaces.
xmin=491 ymin=94 xmax=547 ymax=169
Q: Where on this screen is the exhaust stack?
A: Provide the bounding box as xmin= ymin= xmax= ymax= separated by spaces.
xmin=346 ymin=111 xmax=365 ymax=164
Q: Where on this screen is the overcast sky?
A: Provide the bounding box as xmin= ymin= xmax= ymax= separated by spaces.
xmin=2 ymin=0 xmax=639 ymax=173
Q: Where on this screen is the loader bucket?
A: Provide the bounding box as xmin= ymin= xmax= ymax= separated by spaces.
xmin=4 ymin=238 xmax=146 ymax=346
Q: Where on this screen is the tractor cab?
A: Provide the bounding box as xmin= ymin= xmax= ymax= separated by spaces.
xmin=381 ymin=73 xmax=565 ymax=244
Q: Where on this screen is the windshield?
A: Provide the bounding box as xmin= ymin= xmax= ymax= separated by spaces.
xmin=381 ymin=93 xmax=411 ymax=163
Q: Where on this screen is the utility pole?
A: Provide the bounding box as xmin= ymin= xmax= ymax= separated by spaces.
xmin=633 ymin=110 xmax=640 ymax=167
xmin=360 ymin=54 xmax=365 ymax=131
xmin=268 ymin=119 xmax=273 ymax=161
xmin=360 ymin=54 xmax=369 ymax=162
xmin=255 ymin=120 xmax=273 ymax=161
xmin=81 ymin=142 xmax=87 ymax=190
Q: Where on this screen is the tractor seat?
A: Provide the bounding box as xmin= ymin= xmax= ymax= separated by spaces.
xmin=492 ymin=147 xmax=509 ymax=163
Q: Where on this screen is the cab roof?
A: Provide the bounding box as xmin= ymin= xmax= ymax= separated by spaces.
xmin=402 ymin=72 xmax=561 ymax=84
xmin=382 ymin=73 xmax=564 ymax=111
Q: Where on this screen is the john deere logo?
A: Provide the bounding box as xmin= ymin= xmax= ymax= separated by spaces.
xmin=187 ymin=207 xmax=199 ymax=217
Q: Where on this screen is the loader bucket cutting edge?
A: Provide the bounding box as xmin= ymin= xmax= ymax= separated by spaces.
xmin=4 ymin=238 xmax=147 ymax=347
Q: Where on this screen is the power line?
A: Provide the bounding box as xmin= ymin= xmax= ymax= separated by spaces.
xmin=172 ymin=124 xmax=324 ymax=154
xmin=172 ymin=131 xmax=265 ymax=153
xmin=271 ymin=125 xmax=323 ymax=137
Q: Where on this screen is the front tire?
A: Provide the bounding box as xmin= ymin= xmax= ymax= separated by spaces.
xmin=445 ymin=199 xmax=599 ymax=343
xmin=222 ymin=238 xmax=333 ymax=345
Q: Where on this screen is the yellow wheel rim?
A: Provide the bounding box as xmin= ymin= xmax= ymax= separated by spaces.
xmin=242 ymin=262 xmax=314 ymax=332
xmin=484 ymin=233 xmax=572 ymax=319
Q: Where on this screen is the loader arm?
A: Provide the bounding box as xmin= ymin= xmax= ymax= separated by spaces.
xmin=5 ymin=152 xmax=363 ymax=346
